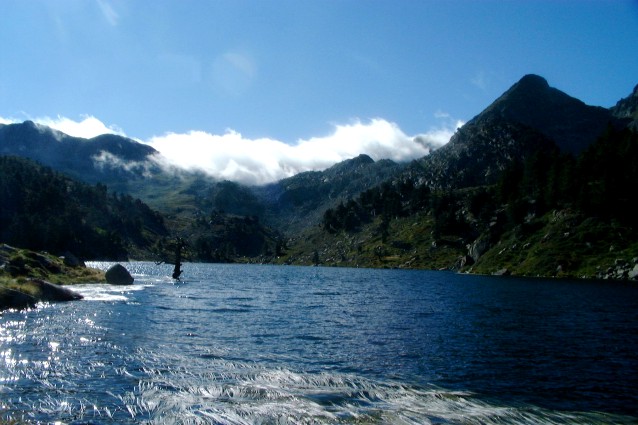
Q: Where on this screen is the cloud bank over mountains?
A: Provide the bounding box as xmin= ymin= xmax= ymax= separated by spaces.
xmin=0 ymin=115 xmax=461 ymax=186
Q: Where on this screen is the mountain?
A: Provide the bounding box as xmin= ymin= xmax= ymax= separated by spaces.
xmin=252 ymin=154 xmax=405 ymax=232
xmin=406 ymin=74 xmax=618 ymax=190
xmin=276 ymin=75 xmax=638 ymax=280
xmin=2 ymin=74 xmax=638 ymax=278
xmin=0 ymin=155 xmax=168 ymax=260
xmin=406 ymin=119 xmax=558 ymax=190
xmin=0 ymin=121 xmax=161 ymax=191
xmin=611 ymin=83 xmax=638 ymax=129
xmin=471 ymin=74 xmax=615 ymax=155
xmin=281 ymin=118 xmax=638 ymax=279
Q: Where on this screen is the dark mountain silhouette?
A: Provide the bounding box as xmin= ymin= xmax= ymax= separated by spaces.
xmin=406 ymin=119 xmax=558 ymax=190
xmin=252 ymin=154 xmax=405 ymax=232
xmin=473 ymin=74 xmax=615 ymax=155
xmin=406 ymin=74 xmax=618 ymax=190
xmin=0 ymin=155 xmax=168 ymax=260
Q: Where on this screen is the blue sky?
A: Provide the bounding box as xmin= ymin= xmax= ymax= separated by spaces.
xmin=1 ymin=1 xmax=638 ymax=184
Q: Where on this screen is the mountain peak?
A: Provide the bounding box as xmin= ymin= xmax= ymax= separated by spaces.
xmin=469 ymin=74 xmax=612 ymax=155
xmin=516 ymin=74 xmax=550 ymax=90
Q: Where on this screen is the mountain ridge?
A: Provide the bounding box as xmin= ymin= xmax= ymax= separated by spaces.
xmin=0 ymin=120 xmax=160 ymax=190
xmin=2 ymin=74 xmax=638 ymax=278
xmin=472 ymin=74 xmax=615 ymax=155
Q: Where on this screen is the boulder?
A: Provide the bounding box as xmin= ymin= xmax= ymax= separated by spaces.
xmin=105 ymin=264 xmax=134 ymax=285
xmin=62 ymin=251 xmax=85 ymax=268
xmin=469 ymin=234 xmax=490 ymax=262
xmin=456 ymin=255 xmax=474 ymax=269
xmin=0 ymin=287 xmax=37 ymax=310
xmin=493 ymin=268 xmax=511 ymax=276
xmin=28 ymin=279 xmax=83 ymax=302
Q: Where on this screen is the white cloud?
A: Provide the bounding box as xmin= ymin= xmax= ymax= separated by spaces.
xmin=1 ymin=113 xmax=462 ymax=186
xmin=1 ymin=114 xmax=126 ymax=139
xmin=92 ymin=151 xmax=154 ymax=177
xmin=34 ymin=115 xmax=126 ymax=139
xmin=145 ymin=117 xmax=462 ymax=186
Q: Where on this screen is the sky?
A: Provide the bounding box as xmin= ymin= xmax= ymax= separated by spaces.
xmin=1 ymin=0 xmax=638 ymax=185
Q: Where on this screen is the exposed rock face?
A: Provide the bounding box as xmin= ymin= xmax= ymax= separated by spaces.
xmin=597 ymin=258 xmax=638 ymax=281
xmin=469 ymin=234 xmax=491 ymax=263
xmin=105 ymin=264 xmax=134 ymax=285
xmin=408 ymin=119 xmax=558 ymax=190
xmin=611 ymin=84 xmax=638 ymax=129
xmin=493 ymin=268 xmax=511 ymax=276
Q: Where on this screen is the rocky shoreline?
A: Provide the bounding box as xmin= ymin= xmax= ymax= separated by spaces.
xmin=0 ymin=244 xmax=107 ymax=311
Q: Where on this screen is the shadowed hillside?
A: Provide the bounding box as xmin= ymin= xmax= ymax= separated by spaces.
xmin=2 ymin=75 xmax=638 ymax=278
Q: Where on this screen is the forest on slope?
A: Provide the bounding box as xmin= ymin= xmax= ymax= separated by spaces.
xmin=283 ymin=126 xmax=638 ymax=279
xmin=1 ymin=75 xmax=637 ymax=280
xmin=0 ymin=156 xmax=168 ymax=260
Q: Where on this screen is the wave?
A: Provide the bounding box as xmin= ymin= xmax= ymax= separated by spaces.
xmin=137 ymin=368 xmax=635 ymax=424
xmin=72 ymin=283 xmax=148 ymax=302
xmin=74 ymin=354 xmax=636 ymax=425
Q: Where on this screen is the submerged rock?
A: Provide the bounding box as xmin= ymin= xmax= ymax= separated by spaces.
xmin=0 ymin=280 xmax=83 ymax=311
xmin=28 ymin=279 xmax=84 ymax=302
xmin=105 ymin=264 xmax=134 ymax=285
xmin=0 ymin=287 xmax=37 ymax=310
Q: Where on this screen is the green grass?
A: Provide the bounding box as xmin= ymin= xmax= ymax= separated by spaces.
xmin=1 ymin=246 xmax=106 ymax=310
xmin=275 ymin=211 xmax=465 ymax=270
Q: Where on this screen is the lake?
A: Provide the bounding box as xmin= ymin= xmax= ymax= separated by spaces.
xmin=1 ymin=263 xmax=637 ymax=424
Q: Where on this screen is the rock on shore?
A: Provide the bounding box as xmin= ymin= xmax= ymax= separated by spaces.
xmin=105 ymin=264 xmax=134 ymax=285
xmin=0 ymin=279 xmax=83 ymax=310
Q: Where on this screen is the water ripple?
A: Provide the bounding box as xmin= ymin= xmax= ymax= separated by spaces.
xmin=2 ymin=263 xmax=637 ymax=424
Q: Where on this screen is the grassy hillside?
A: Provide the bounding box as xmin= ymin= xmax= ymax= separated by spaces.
xmin=276 ymin=211 xmax=462 ymax=270
xmin=470 ymin=210 xmax=638 ymax=279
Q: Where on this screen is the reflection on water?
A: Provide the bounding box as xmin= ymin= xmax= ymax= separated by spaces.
xmin=1 ymin=263 xmax=637 ymax=424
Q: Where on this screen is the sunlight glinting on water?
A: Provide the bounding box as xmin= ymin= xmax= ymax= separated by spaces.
xmin=87 ymin=346 xmax=628 ymax=425
xmin=2 ymin=264 xmax=637 ymax=424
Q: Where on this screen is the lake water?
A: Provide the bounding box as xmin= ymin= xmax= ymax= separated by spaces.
xmin=1 ymin=263 xmax=637 ymax=424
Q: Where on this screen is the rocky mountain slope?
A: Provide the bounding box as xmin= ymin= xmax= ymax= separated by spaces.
xmin=611 ymin=83 xmax=638 ymax=129
xmin=470 ymin=74 xmax=615 ymax=155
xmin=277 ymin=75 xmax=638 ymax=279
xmin=1 ymin=74 xmax=637 ymax=277
xmin=252 ymin=154 xmax=405 ymax=232
xmin=0 ymin=121 xmax=160 ymax=190
xmin=405 ymin=74 xmax=621 ymax=191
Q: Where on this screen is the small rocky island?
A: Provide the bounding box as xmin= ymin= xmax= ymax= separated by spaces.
xmin=0 ymin=244 xmax=107 ymax=310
